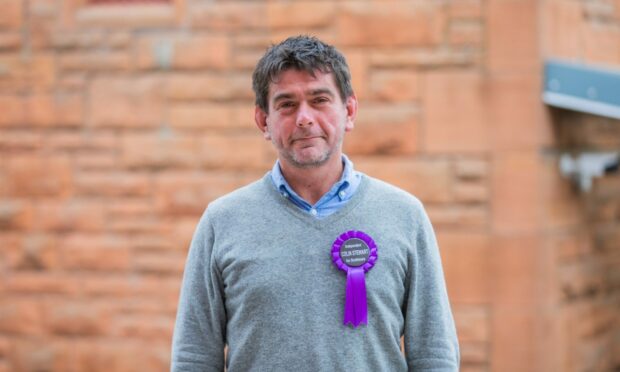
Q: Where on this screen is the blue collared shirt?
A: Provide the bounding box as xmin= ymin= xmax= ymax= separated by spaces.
xmin=270 ymin=155 xmax=362 ymax=219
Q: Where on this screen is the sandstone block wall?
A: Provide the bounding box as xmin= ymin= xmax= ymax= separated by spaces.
xmin=0 ymin=0 xmax=618 ymax=371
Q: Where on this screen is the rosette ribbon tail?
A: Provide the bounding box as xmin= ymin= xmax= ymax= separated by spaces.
xmin=344 ymin=267 xmax=367 ymax=327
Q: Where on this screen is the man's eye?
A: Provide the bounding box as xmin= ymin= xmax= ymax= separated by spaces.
xmin=279 ymin=102 xmax=295 ymax=109
xmin=314 ymin=97 xmax=329 ymax=104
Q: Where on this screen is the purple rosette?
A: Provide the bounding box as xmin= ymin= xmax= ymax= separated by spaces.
xmin=331 ymin=230 xmax=378 ymax=327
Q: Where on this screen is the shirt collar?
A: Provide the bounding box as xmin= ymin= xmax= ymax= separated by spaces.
xmin=270 ymin=154 xmax=356 ymax=203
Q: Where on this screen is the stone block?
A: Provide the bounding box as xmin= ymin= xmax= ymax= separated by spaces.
xmin=266 ymin=1 xmax=335 ymax=29
xmin=423 ymin=70 xmax=489 ymax=153
xmin=356 ymin=157 xmax=453 ymax=203
xmin=345 ymin=104 xmax=418 ymax=155
xmin=369 ymin=70 xmax=420 ymax=103
xmin=487 ymin=0 xmax=540 ymax=73
xmin=89 ymin=77 xmax=164 ymax=128
xmin=337 ymin=2 xmax=445 ymax=47
xmin=439 ymin=231 xmax=491 ymax=304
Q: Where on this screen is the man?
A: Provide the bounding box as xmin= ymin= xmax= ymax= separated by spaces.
xmin=171 ymin=35 xmax=459 ymax=371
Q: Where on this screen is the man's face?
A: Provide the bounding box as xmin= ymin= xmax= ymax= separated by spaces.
xmin=255 ymin=69 xmax=357 ymax=169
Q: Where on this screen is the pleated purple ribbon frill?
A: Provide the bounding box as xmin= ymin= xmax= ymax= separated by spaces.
xmin=331 ymin=230 xmax=378 ymax=327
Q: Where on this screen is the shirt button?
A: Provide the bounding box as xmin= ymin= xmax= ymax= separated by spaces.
xmin=338 ymin=191 xmax=346 ymax=198
xmin=310 ymin=208 xmax=318 ymax=216
xmin=281 ymin=193 xmax=288 ymax=198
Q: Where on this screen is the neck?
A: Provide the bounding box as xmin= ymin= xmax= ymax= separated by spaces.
xmin=279 ymin=154 xmax=344 ymax=205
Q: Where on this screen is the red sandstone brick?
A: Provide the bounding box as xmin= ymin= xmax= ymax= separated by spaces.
xmin=26 ymin=93 xmax=84 ymax=127
xmin=45 ymin=300 xmax=109 ymax=336
xmin=233 ymin=34 xmax=272 ymax=50
xmin=491 ymin=308 xmax=543 ymax=372
xmin=200 ymin=132 xmax=275 ymax=171
xmin=191 ymin=2 xmax=267 ymax=31
xmin=344 ymin=104 xmax=418 ymax=155
xmin=58 ymin=51 xmax=132 ymax=72
xmin=423 ymin=70 xmax=489 ymax=153
xmin=369 ymin=70 xmax=420 ymax=103
xmin=80 ymin=274 xmax=180 ymax=299
xmin=337 ymin=2 xmax=445 ymax=47
xmin=341 ymin=49 xmax=369 ymax=100
xmin=89 ymin=77 xmax=164 ymax=128
xmin=173 ymin=35 xmax=232 ymax=70
xmin=542 ymin=0 xmax=583 ymax=59
xmin=449 ymin=21 xmax=483 ymax=46
xmin=370 ymin=48 xmax=478 ymax=69
xmin=108 ymin=218 xmax=165 ymax=235
xmin=5 ymin=272 xmax=80 ymax=295
xmin=0 ymin=129 xmax=44 ymax=152
xmin=0 ymin=298 xmax=44 ymax=335
xmin=266 ymin=1 xmax=335 ymax=29
xmin=0 ymin=199 xmax=34 ymax=231
xmin=107 ymin=32 xmax=132 ymax=49
xmin=0 ymin=0 xmax=22 ymax=29
xmin=487 ymin=0 xmax=540 ymax=73
xmin=132 ymin=251 xmax=186 ymax=275
xmin=0 ymin=32 xmax=21 ymax=50
xmin=426 ymin=205 xmax=488 ymax=228
xmin=454 ymin=181 xmax=489 ymax=203
xmin=36 ymin=200 xmax=106 ymax=233
xmin=59 ymin=234 xmax=132 ymax=272
xmin=232 ymin=49 xmax=265 ymax=70
xmin=57 ymin=73 xmax=87 ymax=91
xmin=72 ymin=339 xmax=171 ymax=372
xmin=583 ymin=24 xmax=620 ymax=65
xmin=74 ymin=4 xmax=178 ymax=29
xmin=169 ymin=103 xmax=232 ymax=129
xmin=154 ymin=170 xmax=255 ymax=215
xmin=0 ymin=95 xmax=25 ymax=126
xmin=583 ymin=0 xmax=616 ymax=20
xmin=491 ymin=235 xmax=550 ymax=304
xmin=137 ymin=35 xmax=231 ymax=71
xmin=0 ymin=336 xmax=8 ymax=358
xmin=111 ymin=314 xmax=174 ymax=341
xmin=119 ymin=133 xmax=200 ymax=170
xmin=455 ymin=306 xmax=489 ymax=342
xmin=487 ymin=74 xmax=551 ymax=151
xmin=449 ymin=0 xmax=483 ymax=19
xmin=356 ymin=157 xmax=452 ymax=203
xmin=3 ymin=233 xmax=60 ymax=270
xmin=548 ymin=230 xmax=592 ymax=261
xmin=231 ymin=104 xmax=256 ymax=129
xmin=455 ymin=157 xmax=489 ymax=179
xmin=439 ymin=231 xmax=491 ymax=303
xmin=491 ymin=151 xmax=543 ymax=233
xmin=74 ymin=171 xmax=151 ymax=197
xmin=165 ymin=73 xmax=234 ymax=101
xmin=540 ymin=156 xmax=584 ymax=230
xmin=9 ymin=339 xmax=60 ymax=372
xmin=5 ymin=155 xmax=73 ymax=198
xmin=460 ymin=342 xmax=488 ymax=365
xmin=51 ymin=31 xmax=104 ymax=49
xmin=73 ymin=153 xmax=118 ymax=171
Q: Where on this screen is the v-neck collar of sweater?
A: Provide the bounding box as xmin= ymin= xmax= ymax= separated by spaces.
xmin=261 ymin=172 xmax=370 ymax=231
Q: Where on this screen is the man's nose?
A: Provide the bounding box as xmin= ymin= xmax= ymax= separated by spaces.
xmin=296 ymin=102 xmax=313 ymax=127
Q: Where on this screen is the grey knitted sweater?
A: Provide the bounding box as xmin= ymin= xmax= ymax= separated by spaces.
xmin=171 ymin=173 xmax=459 ymax=371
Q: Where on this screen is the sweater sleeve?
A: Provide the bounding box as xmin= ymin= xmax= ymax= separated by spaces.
xmin=171 ymin=209 xmax=226 ymax=372
xmin=403 ymin=201 xmax=460 ymax=371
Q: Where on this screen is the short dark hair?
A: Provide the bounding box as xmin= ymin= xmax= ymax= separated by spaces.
xmin=252 ymin=35 xmax=354 ymax=112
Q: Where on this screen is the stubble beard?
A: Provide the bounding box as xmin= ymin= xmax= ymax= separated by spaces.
xmin=273 ymin=127 xmax=345 ymax=169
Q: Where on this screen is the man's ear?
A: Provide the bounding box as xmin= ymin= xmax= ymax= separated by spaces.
xmin=254 ymin=106 xmax=271 ymax=140
xmin=344 ymin=93 xmax=358 ymax=132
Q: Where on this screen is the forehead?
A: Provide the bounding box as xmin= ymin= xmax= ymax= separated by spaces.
xmin=268 ymin=69 xmax=339 ymax=100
